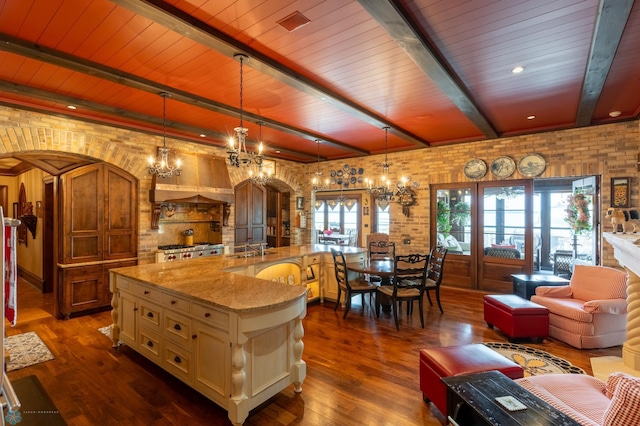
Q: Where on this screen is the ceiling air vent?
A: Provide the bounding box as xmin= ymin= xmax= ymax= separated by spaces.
xmin=277 ymin=11 xmax=310 ymax=32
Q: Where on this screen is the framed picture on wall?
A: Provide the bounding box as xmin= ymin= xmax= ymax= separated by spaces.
xmin=611 ymin=177 xmax=630 ymax=208
xmin=296 ymin=196 xmax=304 ymax=210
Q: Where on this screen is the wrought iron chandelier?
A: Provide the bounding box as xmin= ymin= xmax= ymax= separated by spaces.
xmin=365 ymin=126 xmax=395 ymax=205
xmin=311 ymin=140 xmax=329 ymax=191
xmin=148 ymin=92 xmax=182 ymax=178
xmin=227 ymin=53 xmax=264 ymax=169
xmin=248 ymin=122 xmax=272 ymax=186
xmin=365 ymin=126 xmax=419 ymax=215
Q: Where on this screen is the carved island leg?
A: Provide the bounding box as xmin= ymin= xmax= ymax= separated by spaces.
xmin=229 ymin=342 xmax=248 ymax=425
xmin=292 ymin=315 xmax=306 ymax=393
xmin=110 ymin=290 xmax=120 ymax=348
xmin=623 ymin=267 xmax=640 ymax=369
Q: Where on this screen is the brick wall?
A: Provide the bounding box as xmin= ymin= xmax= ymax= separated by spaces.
xmin=0 ymin=105 xmax=637 ymax=267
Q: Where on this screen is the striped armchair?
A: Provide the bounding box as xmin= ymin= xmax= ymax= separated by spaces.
xmin=531 ymin=265 xmax=628 ymax=349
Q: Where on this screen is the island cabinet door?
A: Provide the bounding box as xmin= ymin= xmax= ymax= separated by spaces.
xmin=192 ymin=319 xmax=230 ymax=407
xmin=118 ymin=290 xmax=137 ymax=348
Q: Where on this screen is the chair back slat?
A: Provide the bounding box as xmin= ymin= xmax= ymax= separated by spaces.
xmin=369 ymin=240 xmax=396 ymax=260
xmin=331 ymin=248 xmax=352 ymax=291
xmin=427 ymin=245 xmax=448 ymax=285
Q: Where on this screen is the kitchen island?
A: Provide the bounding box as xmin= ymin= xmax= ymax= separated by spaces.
xmin=109 ymin=244 xmax=364 ymax=425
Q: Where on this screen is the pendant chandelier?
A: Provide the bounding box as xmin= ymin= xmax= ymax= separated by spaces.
xmin=227 ymin=53 xmax=264 ymax=169
xmin=365 ymin=126 xmax=419 ymax=215
xmin=249 ymin=122 xmax=272 ymax=186
xmin=311 ymin=140 xmax=329 ymax=191
xmin=365 ymin=126 xmax=395 ymax=206
xmin=148 ymin=92 xmax=182 ymax=178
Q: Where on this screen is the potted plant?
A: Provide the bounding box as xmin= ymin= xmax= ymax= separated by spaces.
xmin=436 ymin=200 xmax=452 ymax=236
xmin=451 ymin=201 xmax=471 ymax=227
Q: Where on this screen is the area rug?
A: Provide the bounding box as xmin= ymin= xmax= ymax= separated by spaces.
xmin=5 ymin=375 xmax=67 ymax=425
xmin=5 ymin=332 xmax=54 ymax=372
xmin=484 ymin=342 xmax=585 ymax=376
xmin=98 ymin=325 xmax=111 ymax=338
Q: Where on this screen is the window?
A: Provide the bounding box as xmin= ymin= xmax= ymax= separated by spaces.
xmin=314 ymin=193 xmax=360 ymax=237
xmin=375 ymin=203 xmax=390 ymax=234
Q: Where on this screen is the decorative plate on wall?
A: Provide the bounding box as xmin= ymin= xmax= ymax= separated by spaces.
xmin=490 ymin=156 xmax=516 ymax=178
xmin=463 ymin=159 xmax=488 ymax=180
xmin=517 ymin=153 xmax=546 ymax=177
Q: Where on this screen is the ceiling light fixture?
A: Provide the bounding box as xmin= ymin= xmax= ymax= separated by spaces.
xmin=365 ymin=126 xmax=394 ymax=204
xmin=609 ymin=111 xmax=622 ymax=117
xmin=248 ymin=121 xmax=272 ymax=186
xmin=66 ymin=105 xmax=77 ymax=110
xmin=311 ymin=140 xmax=329 ymax=191
xmin=512 ymin=66 xmax=525 ymax=74
xmin=527 ymin=115 xmax=536 ymax=120
xmin=365 ymin=126 xmax=419 ymax=216
xmin=148 ymin=92 xmax=182 ymax=178
xmin=227 ymin=53 xmax=264 ymax=170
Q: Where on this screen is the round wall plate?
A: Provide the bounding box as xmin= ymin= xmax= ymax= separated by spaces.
xmin=490 ymin=156 xmax=516 ymax=178
xmin=463 ymin=159 xmax=487 ymax=180
xmin=518 ymin=153 xmax=546 ymax=177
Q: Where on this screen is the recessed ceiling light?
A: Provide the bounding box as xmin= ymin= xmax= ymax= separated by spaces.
xmin=512 ymin=66 xmax=525 ymax=74
xmin=609 ymin=111 xmax=622 ymax=117
xmin=527 ymin=115 xmax=536 ymax=120
xmin=66 ymin=105 xmax=77 ymax=110
xmin=275 ymin=150 xmax=281 ymax=154
xmin=199 ymin=134 xmax=206 ymax=137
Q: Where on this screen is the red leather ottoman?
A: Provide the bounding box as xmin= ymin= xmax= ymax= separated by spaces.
xmin=484 ymin=294 xmax=549 ymax=342
xmin=419 ymin=344 xmax=523 ymax=417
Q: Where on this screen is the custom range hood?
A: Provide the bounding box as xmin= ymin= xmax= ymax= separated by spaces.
xmin=150 ymin=153 xmax=234 ymax=228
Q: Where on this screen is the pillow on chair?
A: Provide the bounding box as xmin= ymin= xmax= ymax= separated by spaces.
xmin=570 ymin=265 xmax=627 ymax=301
xmin=603 ymin=373 xmax=640 ymax=425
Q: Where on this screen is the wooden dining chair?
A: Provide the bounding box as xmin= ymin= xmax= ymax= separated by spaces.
xmin=368 ymin=240 xmax=395 ymax=284
xmin=425 ymin=245 xmax=448 ymax=313
xmin=330 ymin=248 xmax=377 ymax=319
xmin=375 ymin=253 xmax=429 ymax=330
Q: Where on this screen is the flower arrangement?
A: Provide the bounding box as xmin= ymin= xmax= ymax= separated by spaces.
xmin=565 ymin=192 xmax=592 ymax=235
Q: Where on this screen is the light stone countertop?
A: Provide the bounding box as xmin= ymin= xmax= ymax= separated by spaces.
xmin=110 ymin=244 xmax=366 ymax=313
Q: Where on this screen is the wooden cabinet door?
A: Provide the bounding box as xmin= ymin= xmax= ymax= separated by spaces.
xmin=192 ymin=320 xmax=229 ymax=406
xmin=59 ymin=265 xmax=105 ymax=318
xmin=119 ymin=290 xmax=138 ymax=348
xmin=60 ymin=164 xmax=104 ymax=263
xmin=104 ymin=166 xmax=138 ymax=259
xmin=234 ymin=181 xmax=266 ymax=245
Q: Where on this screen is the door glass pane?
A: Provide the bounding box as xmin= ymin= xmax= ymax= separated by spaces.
xmin=483 ymin=186 xmax=525 ymax=259
xmin=436 ymin=188 xmax=472 ymax=255
xmin=376 ymin=204 xmax=390 ymax=234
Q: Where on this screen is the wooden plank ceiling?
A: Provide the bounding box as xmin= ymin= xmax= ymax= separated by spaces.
xmin=0 ymin=0 xmax=638 ymax=164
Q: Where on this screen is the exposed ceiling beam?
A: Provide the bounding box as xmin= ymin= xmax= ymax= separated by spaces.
xmin=576 ymin=0 xmax=634 ymax=126
xmin=0 ymin=80 xmax=319 ymax=162
xmin=110 ymin=0 xmax=429 ymax=148
xmin=357 ymin=0 xmax=499 ymax=139
xmin=0 ymin=33 xmax=362 ymax=157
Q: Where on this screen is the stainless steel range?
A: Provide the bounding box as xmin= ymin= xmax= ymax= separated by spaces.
xmin=156 ymin=242 xmax=225 ymax=263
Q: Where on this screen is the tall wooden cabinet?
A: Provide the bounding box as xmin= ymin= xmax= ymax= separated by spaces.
xmin=58 ymin=164 xmax=138 ymax=318
xmin=266 ymin=186 xmax=290 ymax=248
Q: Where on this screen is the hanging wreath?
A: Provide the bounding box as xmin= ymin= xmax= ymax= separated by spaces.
xmin=565 ymin=192 xmax=592 ymax=235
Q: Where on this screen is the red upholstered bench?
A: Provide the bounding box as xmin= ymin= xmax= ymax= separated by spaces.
xmin=419 ymin=344 xmax=524 ymax=418
xmin=484 ymin=294 xmax=549 ymax=342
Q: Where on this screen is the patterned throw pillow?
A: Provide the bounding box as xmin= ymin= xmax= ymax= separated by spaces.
xmin=603 ymin=373 xmax=640 ymax=425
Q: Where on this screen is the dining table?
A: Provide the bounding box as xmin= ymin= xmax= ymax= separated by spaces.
xmin=347 ymin=258 xmax=395 ymax=311
xmin=321 ymin=233 xmax=350 ymax=244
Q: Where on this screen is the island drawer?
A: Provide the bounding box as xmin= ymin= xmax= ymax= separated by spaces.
xmin=307 ymin=255 xmax=321 ymax=265
xmin=164 ymin=341 xmax=193 ymax=384
xmin=138 ymin=299 xmax=162 ymax=330
xmin=138 ymin=326 xmax=162 ymax=365
xmin=162 ymin=292 xmax=190 ymax=313
xmin=164 ymin=309 xmax=192 ymax=347
xmin=138 ymin=284 xmax=162 ymax=302
xmin=192 ymin=302 xmax=229 ymax=329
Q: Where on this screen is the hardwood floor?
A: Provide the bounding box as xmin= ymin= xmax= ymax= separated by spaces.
xmin=5 ymin=279 xmax=621 ymax=425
